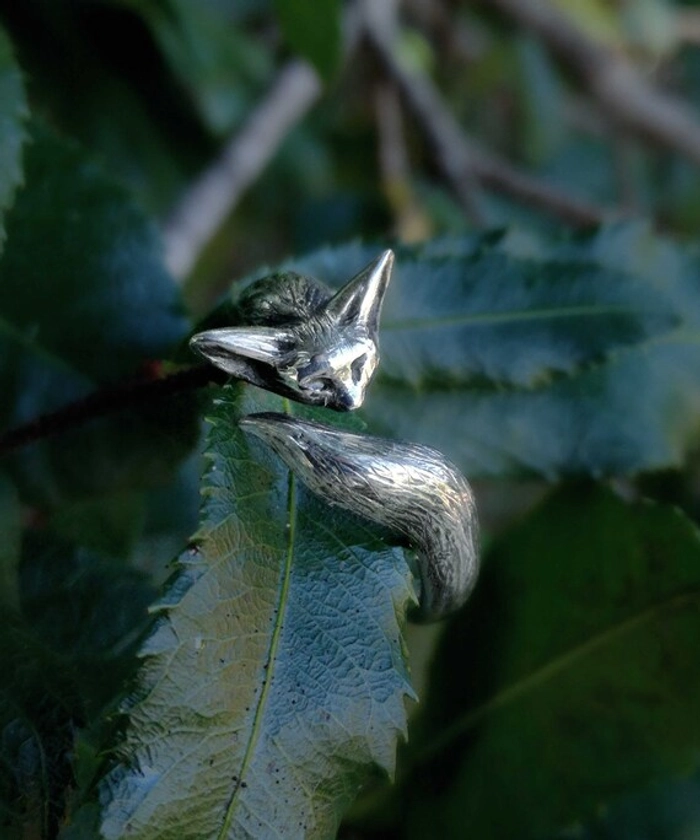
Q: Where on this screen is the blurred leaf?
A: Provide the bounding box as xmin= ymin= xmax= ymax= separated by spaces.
xmin=0 ymin=1 xmax=212 ymax=215
xmin=219 ymin=224 xmax=699 ymax=478
xmin=565 ymin=768 xmax=700 ymax=839
xmin=0 ymin=472 xmax=20 ymax=613
xmin=18 ymin=534 xmax=157 ymax=708
xmin=396 ymin=484 xmax=700 ymax=839
xmin=0 ymin=534 xmax=156 ymax=838
xmin=0 ymin=123 xmax=200 ymax=508
xmin=0 ymin=25 xmax=27 ymax=254
xmin=100 ymin=385 xmax=415 ymax=840
xmin=48 ymin=490 xmax=147 ymax=560
xmin=273 ymin=0 xmax=341 ymax=81
xmin=537 ymin=135 xmax=619 ymax=206
xmin=124 ymin=0 xmax=272 ymax=135
xmin=1 ymin=124 xmax=186 ymax=384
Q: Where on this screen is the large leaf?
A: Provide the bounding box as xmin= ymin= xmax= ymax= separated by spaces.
xmin=210 ymin=224 xmax=699 ymax=478
xmin=100 ymin=385 xmax=415 ymax=839
xmin=390 ymin=485 xmax=700 ymax=838
xmin=0 ymin=124 xmax=199 ymax=508
xmin=0 ymin=25 xmax=27 ymax=252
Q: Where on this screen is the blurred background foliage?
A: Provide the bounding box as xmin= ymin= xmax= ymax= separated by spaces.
xmin=5 ymin=0 xmax=700 ymax=837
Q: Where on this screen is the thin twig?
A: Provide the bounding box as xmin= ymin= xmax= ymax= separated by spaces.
xmin=0 ymin=366 xmax=226 ymax=459
xmin=363 ymin=4 xmax=489 ymax=225
xmin=374 ymin=79 xmax=433 ymax=241
xmin=363 ymin=11 xmax=608 ymax=227
xmin=676 ymin=9 xmax=700 ymax=46
xmin=486 ymin=0 xmax=700 ymax=166
xmin=163 ymin=60 xmax=323 ymax=280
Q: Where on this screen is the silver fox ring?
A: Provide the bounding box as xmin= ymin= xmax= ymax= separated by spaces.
xmin=190 ymin=251 xmax=479 ymax=620
xmin=190 ymin=250 xmax=394 ymax=411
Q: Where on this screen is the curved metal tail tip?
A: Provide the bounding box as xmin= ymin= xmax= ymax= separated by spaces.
xmin=240 ymin=411 xmax=479 ymax=624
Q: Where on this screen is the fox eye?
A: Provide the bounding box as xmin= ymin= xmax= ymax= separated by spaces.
xmin=351 ymin=354 xmax=368 ymax=384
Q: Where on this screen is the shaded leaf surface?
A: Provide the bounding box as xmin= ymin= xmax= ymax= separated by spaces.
xmin=128 ymin=0 xmax=272 ymax=135
xmin=0 ymin=124 xmax=199 ymax=506
xmin=0 ymin=471 xmax=20 ymax=612
xmin=396 ymin=485 xmax=700 ymax=839
xmin=1 ymin=124 xmax=186 ymax=384
xmin=226 ymin=225 xmax=700 ymax=478
xmin=0 ymin=3 xmax=211 ymax=216
xmin=0 ymin=25 xmax=27 ymax=252
xmin=101 ymin=386 xmax=415 ymax=840
xmin=0 ymin=534 xmax=156 ymax=839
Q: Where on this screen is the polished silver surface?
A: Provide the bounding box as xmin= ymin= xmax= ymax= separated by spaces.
xmin=240 ymin=413 xmax=479 ymax=622
xmin=190 ymin=250 xmax=394 ymax=411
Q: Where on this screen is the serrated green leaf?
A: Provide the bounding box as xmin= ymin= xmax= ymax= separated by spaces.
xmin=0 ymin=123 xmax=200 ymax=508
xmin=100 ymin=385 xmax=415 ymax=840
xmin=213 ymin=224 xmax=698 ymax=478
xmin=0 ymin=26 xmax=27 ymax=254
xmin=395 ymin=485 xmax=700 ymax=839
xmin=273 ymin=0 xmax=341 ymax=81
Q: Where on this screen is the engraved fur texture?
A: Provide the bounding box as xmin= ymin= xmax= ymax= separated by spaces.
xmin=190 ymin=250 xmax=394 ymax=411
xmin=241 ymin=413 xmax=479 ymax=621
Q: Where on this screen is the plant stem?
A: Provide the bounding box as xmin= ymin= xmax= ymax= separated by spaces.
xmin=0 ymin=365 xmax=227 ymax=458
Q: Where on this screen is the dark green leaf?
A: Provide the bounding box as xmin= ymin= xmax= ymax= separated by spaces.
xmin=1 ymin=124 xmax=187 ymax=384
xmin=0 ymin=3 xmax=212 ymax=215
xmin=396 ymin=485 xmax=700 ymax=839
xmin=215 ymin=224 xmax=698 ymax=478
xmin=273 ymin=0 xmax=341 ymax=81
xmin=0 ymin=25 xmax=27 ymax=253
xmin=124 ymin=0 xmax=273 ymax=135
xmin=0 ymin=472 xmax=20 ymax=612
xmin=100 ymin=385 xmax=415 ymax=840
xmin=0 ymin=534 xmax=156 ymax=837
xmin=48 ymin=490 xmax=147 ymax=560
xmin=565 ymin=768 xmax=700 ymax=839
xmin=0 ymin=123 xmax=200 ymax=508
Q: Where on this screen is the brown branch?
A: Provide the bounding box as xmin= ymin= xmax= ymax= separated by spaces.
xmin=485 ymin=0 xmax=700 ymax=166
xmin=362 ymin=9 xmax=608 ymax=227
xmin=0 ymin=365 xmax=226 ymax=459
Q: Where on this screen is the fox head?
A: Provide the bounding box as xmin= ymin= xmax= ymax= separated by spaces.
xmin=190 ymin=250 xmax=394 ymax=411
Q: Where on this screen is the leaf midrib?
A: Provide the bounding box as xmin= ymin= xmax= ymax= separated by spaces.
xmin=411 ymin=587 xmax=700 ymax=771
xmin=383 ymin=303 xmax=669 ymax=333
xmin=217 ymin=437 xmax=297 ymax=839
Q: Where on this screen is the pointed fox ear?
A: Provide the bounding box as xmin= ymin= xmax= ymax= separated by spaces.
xmin=325 ymin=249 xmax=394 ymax=334
xmin=189 ymin=326 xmax=296 ymax=374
